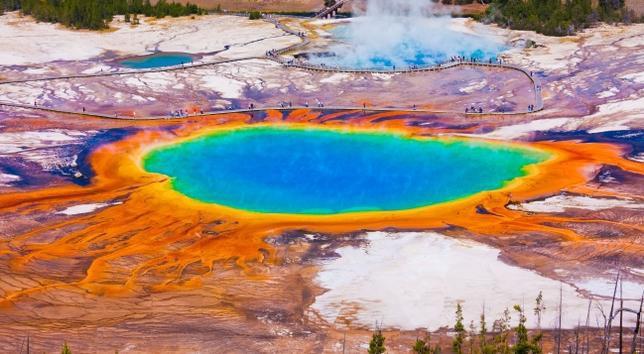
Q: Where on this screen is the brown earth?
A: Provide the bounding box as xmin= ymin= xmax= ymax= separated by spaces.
xmin=163 ymin=0 xmax=337 ymax=12
xmin=162 ymin=0 xmax=488 ymax=15
xmin=163 ymin=0 xmax=641 ymax=16
xmin=589 ymin=0 xmax=642 ymax=16
xmin=625 ymin=0 xmax=644 ymax=16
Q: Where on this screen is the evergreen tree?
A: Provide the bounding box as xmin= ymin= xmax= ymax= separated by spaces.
xmin=61 ymin=342 xmax=72 ymax=354
xmin=467 ymin=320 xmax=476 ymax=354
xmin=130 ymin=0 xmax=144 ymax=14
xmin=452 ymin=303 xmax=465 ymax=354
xmin=1 ymin=0 xmax=21 ymax=13
xmin=142 ymin=0 xmax=153 ymax=16
xmin=2 ymin=0 xmax=204 ymax=30
xmin=492 ymin=308 xmax=512 ymax=354
xmin=486 ymin=0 xmax=626 ymax=36
xmin=479 ymin=311 xmax=496 ymax=354
xmin=512 ymin=305 xmax=542 ymax=354
xmin=533 ymin=292 xmax=546 ymax=352
xmin=412 ymin=338 xmax=430 ymax=354
xmin=368 ymin=329 xmax=386 ymax=354
xmin=412 ymin=333 xmax=441 ymax=354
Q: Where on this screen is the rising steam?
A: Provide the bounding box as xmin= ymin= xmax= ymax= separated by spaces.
xmin=310 ymin=0 xmax=506 ymax=69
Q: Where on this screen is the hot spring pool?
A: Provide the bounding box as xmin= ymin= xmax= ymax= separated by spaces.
xmin=143 ymin=127 xmax=547 ymax=214
xmin=307 ymin=16 xmax=507 ymax=70
xmin=121 ymin=53 xmax=193 ymax=69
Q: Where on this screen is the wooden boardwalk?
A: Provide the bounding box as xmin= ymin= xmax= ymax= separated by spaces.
xmin=0 ymin=15 xmax=543 ymax=120
xmin=0 ymin=100 xmax=539 ymax=121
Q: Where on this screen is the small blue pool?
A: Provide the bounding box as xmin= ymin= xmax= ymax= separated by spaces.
xmin=120 ymin=53 xmax=193 ymax=69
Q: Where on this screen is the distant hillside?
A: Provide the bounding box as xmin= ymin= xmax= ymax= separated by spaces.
xmin=160 ymin=0 xmax=488 ymax=15
xmin=484 ymin=0 xmax=642 ymax=36
xmin=4 ymin=0 xmax=641 ymax=33
xmin=0 ymin=0 xmax=205 ymax=30
xmin=166 ymin=0 xmax=644 ymax=20
xmin=155 ymin=0 xmax=334 ymax=13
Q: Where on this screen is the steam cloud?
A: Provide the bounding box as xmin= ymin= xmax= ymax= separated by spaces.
xmin=310 ymin=0 xmax=506 ymax=69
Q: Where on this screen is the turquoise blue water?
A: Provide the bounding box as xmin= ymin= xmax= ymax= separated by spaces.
xmin=121 ymin=53 xmax=193 ymax=69
xmin=309 ymin=24 xmax=507 ymax=70
xmin=143 ymin=127 xmax=546 ymax=214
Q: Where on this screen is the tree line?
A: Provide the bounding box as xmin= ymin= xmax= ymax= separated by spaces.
xmin=369 ymin=297 xmax=545 ymax=354
xmin=431 ymin=0 xmax=641 ymax=36
xmin=483 ymin=0 xmax=641 ymax=36
xmin=0 ymin=0 xmax=205 ymax=30
xmin=368 ymin=283 xmax=643 ymax=354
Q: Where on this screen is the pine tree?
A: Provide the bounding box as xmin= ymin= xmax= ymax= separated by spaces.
xmin=412 ymin=338 xmax=430 ymax=354
xmin=492 ymin=308 xmax=512 ymax=354
xmin=61 ymin=342 xmax=72 ymax=354
xmin=533 ymin=291 xmax=546 ymax=352
xmin=452 ymin=303 xmax=465 ymax=354
xmin=413 ymin=332 xmax=442 ymax=354
xmin=5 ymin=0 xmax=203 ymax=30
xmin=368 ymin=329 xmax=386 ymax=354
xmin=486 ymin=0 xmax=618 ymax=36
xmin=479 ymin=310 xmax=496 ymax=354
xmin=130 ymin=0 xmax=143 ymax=13
xmin=533 ymin=291 xmax=545 ymax=330
xmin=467 ymin=320 xmax=477 ymax=354
xmin=324 ymin=0 xmax=336 ymax=7
xmin=512 ymin=305 xmax=542 ymax=354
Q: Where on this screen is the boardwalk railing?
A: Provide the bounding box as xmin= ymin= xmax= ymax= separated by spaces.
xmin=0 ymin=57 xmax=259 ymax=85
xmin=266 ymin=57 xmax=543 ymax=113
xmin=263 ymin=15 xmax=543 ymax=113
xmin=0 ymin=100 xmax=533 ymax=121
xmin=0 ymin=14 xmax=543 ymax=119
